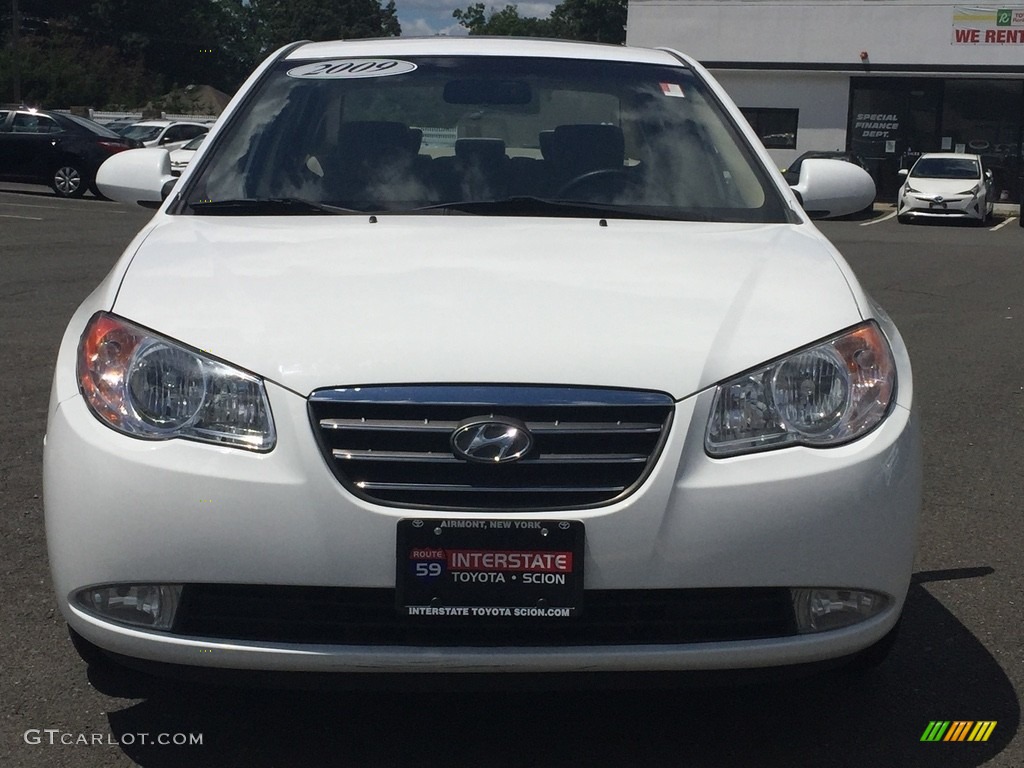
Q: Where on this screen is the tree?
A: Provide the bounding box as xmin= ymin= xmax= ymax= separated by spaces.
xmin=249 ymin=0 xmax=401 ymax=55
xmin=550 ymin=0 xmax=627 ymax=44
xmin=3 ymin=0 xmax=260 ymax=100
xmin=0 ymin=26 xmax=154 ymax=108
xmin=72 ymin=0 xmax=259 ymax=94
xmin=453 ymin=0 xmax=626 ymax=43
xmin=452 ymin=4 xmax=554 ymax=37
xmin=1 ymin=0 xmax=404 ymax=107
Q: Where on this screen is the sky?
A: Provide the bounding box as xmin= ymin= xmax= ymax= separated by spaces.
xmin=394 ymin=0 xmax=558 ymax=37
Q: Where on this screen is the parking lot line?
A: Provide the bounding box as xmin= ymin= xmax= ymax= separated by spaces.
xmin=0 ymin=191 xmax=130 ymax=212
xmin=0 ymin=202 xmax=128 ymax=215
xmin=991 ymin=217 xmax=1017 ymax=231
xmin=0 ymin=201 xmax=63 ymax=210
xmin=861 ymin=210 xmax=897 ymax=226
xmin=0 ymin=213 xmax=44 ymax=221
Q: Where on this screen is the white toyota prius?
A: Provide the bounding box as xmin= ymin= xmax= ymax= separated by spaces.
xmin=45 ymin=37 xmax=919 ymax=683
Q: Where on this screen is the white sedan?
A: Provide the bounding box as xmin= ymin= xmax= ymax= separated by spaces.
xmin=897 ymin=152 xmax=994 ymax=224
xmin=168 ymin=134 xmax=206 ymax=176
xmin=119 ymin=119 xmax=211 ymax=152
xmin=47 ymin=37 xmax=918 ymax=682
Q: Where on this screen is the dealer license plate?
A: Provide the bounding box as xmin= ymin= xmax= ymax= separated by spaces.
xmin=396 ymin=518 xmax=584 ymax=619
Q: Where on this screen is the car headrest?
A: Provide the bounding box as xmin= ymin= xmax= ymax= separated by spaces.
xmin=338 ymin=121 xmax=422 ymax=159
xmin=546 ymin=124 xmax=625 ymax=176
xmin=455 ymin=138 xmax=507 ymax=166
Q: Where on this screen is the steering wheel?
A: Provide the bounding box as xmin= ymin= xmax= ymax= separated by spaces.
xmin=555 ymin=168 xmax=637 ymax=201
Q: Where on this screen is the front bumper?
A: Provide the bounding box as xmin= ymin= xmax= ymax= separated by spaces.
xmin=45 ymin=378 xmax=920 ymax=674
xmin=898 ymin=192 xmax=986 ymax=220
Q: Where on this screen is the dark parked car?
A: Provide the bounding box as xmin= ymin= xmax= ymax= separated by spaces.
xmin=102 ymin=118 xmax=143 ymax=136
xmin=0 ymin=108 xmax=141 ymax=197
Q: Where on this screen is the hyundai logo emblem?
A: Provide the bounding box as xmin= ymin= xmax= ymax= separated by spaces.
xmin=450 ymin=417 xmax=533 ymax=464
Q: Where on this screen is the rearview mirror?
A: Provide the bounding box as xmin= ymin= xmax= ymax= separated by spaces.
xmin=790 ymin=158 xmax=876 ymax=219
xmin=96 ymin=148 xmax=177 ymax=208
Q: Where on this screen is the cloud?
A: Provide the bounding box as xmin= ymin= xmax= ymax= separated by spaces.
xmin=516 ymin=3 xmax=558 ymax=17
xmin=403 ymin=17 xmax=470 ymax=36
xmin=399 ymin=0 xmax=466 ymax=9
xmin=401 ymin=0 xmax=555 ymax=12
xmin=394 ymin=0 xmax=559 ymax=38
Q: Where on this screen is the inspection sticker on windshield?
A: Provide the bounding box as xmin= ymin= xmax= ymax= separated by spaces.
xmin=287 ymin=59 xmax=417 ymax=79
xmin=659 ymin=82 xmax=685 ymax=98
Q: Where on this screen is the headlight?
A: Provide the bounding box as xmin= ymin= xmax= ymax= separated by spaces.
xmin=959 ymin=185 xmax=980 ymax=197
xmin=705 ymin=322 xmax=895 ymax=457
xmin=903 ymin=183 xmax=919 ymax=194
xmin=78 ymin=312 xmax=276 ymax=451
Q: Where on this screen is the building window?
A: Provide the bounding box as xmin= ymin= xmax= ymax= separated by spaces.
xmin=741 ymin=108 xmax=798 ymax=149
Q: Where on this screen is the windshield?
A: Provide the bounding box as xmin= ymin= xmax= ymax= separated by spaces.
xmin=123 ymin=125 xmax=164 ymax=142
xmin=182 ymin=135 xmax=206 ymax=151
xmin=911 ymin=157 xmax=980 ymax=180
xmin=63 ymin=113 xmax=122 ymax=138
xmin=181 ymin=55 xmax=789 ymax=222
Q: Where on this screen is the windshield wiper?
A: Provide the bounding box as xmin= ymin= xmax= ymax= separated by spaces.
xmin=189 ymin=196 xmax=706 ymax=221
xmin=189 ymin=198 xmax=358 ymax=215
xmin=408 ymin=196 xmax=703 ymax=221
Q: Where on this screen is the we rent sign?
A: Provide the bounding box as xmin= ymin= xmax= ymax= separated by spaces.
xmin=952 ymin=6 xmax=1024 ymax=44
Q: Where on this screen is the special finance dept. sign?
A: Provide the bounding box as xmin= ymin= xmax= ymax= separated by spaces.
xmin=953 ymin=6 xmax=1024 ymax=44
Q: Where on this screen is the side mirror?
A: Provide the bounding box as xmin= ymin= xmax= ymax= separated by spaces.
xmin=790 ymin=158 xmax=876 ymax=218
xmin=96 ymin=148 xmax=177 ymax=208
xmin=897 ymin=168 xmax=909 ymax=177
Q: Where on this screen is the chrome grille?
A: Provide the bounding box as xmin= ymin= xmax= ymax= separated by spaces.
xmin=308 ymin=386 xmax=674 ymax=511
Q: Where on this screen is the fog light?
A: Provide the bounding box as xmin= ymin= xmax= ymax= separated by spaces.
xmin=791 ymin=588 xmax=888 ymax=633
xmin=75 ymin=584 xmax=182 ymax=630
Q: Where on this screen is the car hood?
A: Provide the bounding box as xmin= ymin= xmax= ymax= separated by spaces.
xmin=113 ymin=216 xmax=864 ymax=399
xmin=905 ymin=177 xmax=982 ymax=195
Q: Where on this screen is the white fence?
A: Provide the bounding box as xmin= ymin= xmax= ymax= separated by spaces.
xmin=161 ymin=112 xmax=218 ymax=123
xmin=416 ymin=127 xmax=458 ymax=147
xmin=90 ymin=110 xmax=143 ymax=123
xmin=84 ymin=110 xmax=217 ymax=125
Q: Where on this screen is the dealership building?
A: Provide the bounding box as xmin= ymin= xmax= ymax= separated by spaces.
xmin=626 ymin=0 xmax=1024 ymax=200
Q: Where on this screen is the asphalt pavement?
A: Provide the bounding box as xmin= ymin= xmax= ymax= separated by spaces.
xmin=0 ymin=186 xmax=1021 ymax=767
